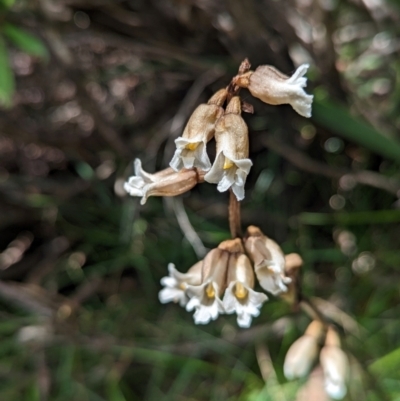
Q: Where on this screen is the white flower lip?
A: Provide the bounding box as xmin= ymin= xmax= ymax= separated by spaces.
xmin=320 ymin=346 xmax=349 ymax=400
xmin=204 ymin=151 xmax=252 ymax=201
xmin=254 ymin=261 xmax=292 ymax=295
xmin=170 ymin=137 xmax=211 ymax=171
xmin=248 ymin=64 xmax=313 ymax=118
xmin=222 ymin=281 xmax=268 ymax=328
xmin=158 ymin=262 xmax=202 ymax=307
xmin=185 ymin=280 xmax=225 ymax=325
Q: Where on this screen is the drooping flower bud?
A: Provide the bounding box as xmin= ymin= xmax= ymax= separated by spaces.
xmin=280 ymin=253 xmax=303 ymax=305
xmin=244 ymin=226 xmax=291 ymax=295
xmin=284 ymin=320 xmax=324 ymax=380
xmin=204 ymin=97 xmax=252 ymax=201
xmin=124 ymin=159 xmax=204 ymax=204
xmin=320 ymin=327 xmax=349 ymax=400
xmin=221 ymin=238 xmax=268 ymax=328
xmin=170 ymin=89 xmax=227 ymax=172
xmin=158 ymin=261 xmax=202 ymax=307
xmin=235 ymin=64 xmax=313 ymax=118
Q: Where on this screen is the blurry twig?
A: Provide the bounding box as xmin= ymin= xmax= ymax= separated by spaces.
xmin=164 ymin=197 xmax=207 ymax=259
xmin=261 ymin=135 xmax=400 ymax=196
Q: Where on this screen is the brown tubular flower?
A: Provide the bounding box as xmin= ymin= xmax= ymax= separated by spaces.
xmin=221 ymin=238 xmax=268 ymax=328
xmin=185 ymin=243 xmax=230 ymax=324
xmin=169 ymin=89 xmax=227 ymax=172
xmin=244 ymin=225 xmax=291 ymax=295
xmin=204 ymin=97 xmax=252 ymax=201
xmin=235 ymin=64 xmax=313 ymax=117
xmin=124 ymin=158 xmax=204 ymax=204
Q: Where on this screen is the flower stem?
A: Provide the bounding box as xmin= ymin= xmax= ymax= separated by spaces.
xmin=229 ymin=189 xmax=242 ymax=238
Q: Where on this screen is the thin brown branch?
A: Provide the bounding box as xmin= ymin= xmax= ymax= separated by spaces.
xmin=229 ymin=189 xmax=242 ymax=238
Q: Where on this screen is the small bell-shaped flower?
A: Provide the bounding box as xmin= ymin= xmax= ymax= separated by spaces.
xmin=320 ymin=327 xmax=349 ymax=400
xmin=170 ymin=89 xmax=227 ymax=172
xmin=244 ymin=225 xmax=291 ymax=295
xmin=185 ymin=244 xmax=230 ymax=325
xmin=124 ymin=159 xmax=203 ymax=204
xmin=234 ymin=64 xmax=313 ymax=118
xmin=222 ymin=238 xmax=268 ymax=328
xmin=158 ymin=261 xmax=202 ymax=307
xmin=284 ymin=320 xmax=324 ymax=380
xmin=204 ymin=97 xmax=252 ymax=201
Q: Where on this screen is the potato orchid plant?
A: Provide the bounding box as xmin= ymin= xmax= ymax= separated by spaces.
xmin=124 ymin=59 xmax=349 ymax=400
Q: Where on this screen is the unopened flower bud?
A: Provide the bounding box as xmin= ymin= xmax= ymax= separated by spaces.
xmin=280 ymin=253 xmax=303 ymax=305
xmin=221 ymin=238 xmax=268 ymax=328
xmin=159 ymin=261 xmax=202 ymax=307
xmin=320 ymin=327 xmax=349 ymax=400
xmin=124 ymin=159 xmax=203 ymax=204
xmin=244 ymin=226 xmax=291 ymax=295
xmin=235 ymin=64 xmax=313 ymax=118
xmin=204 ymin=97 xmax=252 ymax=201
xmin=170 ymin=89 xmax=227 ymax=172
xmin=284 ymin=320 xmax=324 ymax=380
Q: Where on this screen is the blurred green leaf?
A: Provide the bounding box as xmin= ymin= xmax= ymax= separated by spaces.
xmin=3 ymin=23 xmax=49 ymax=60
xmin=313 ymin=98 xmax=400 ymax=164
xmin=0 ymin=36 xmax=14 ymax=107
xmin=0 ymin=0 xmax=15 ymax=9
xmin=369 ymin=347 xmax=400 ymax=379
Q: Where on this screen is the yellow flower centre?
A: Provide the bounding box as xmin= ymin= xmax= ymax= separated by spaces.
xmin=223 ymin=157 xmax=234 ymax=170
xmin=235 ymin=282 xmax=248 ymax=299
xmin=185 ymin=142 xmax=199 ymax=151
xmin=179 ymin=282 xmax=187 ymax=291
xmin=206 ymin=283 xmax=215 ymax=298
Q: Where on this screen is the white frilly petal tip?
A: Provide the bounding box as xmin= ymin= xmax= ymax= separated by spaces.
xmin=204 ymin=152 xmax=252 ymax=201
xmin=185 ymin=281 xmax=224 ymax=325
xmin=222 ymin=282 xmax=268 ymax=328
xmin=169 ymin=138 xmax=211 ymax=172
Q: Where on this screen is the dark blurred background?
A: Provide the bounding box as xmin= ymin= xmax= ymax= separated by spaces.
xmin=0 ymin=0 xmax=400 ymax=400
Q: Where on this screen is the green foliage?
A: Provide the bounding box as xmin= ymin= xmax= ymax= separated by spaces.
xmin=0 ymin=37 xmax=14 ymax=107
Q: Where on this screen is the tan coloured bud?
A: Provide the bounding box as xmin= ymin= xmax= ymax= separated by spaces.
xmin=235 ymin=64 xmax=313 ymax=117
xmin=244 ymin=226 xmax=291 ymax=295
xmin=320 ymin=327 xmax=349 ymax=400
xmin=280 ymin=253 xmax=303 ymax=305
xmin=124 ymin=159 xmax=202 ymax=204
xmin=284 ymin=320 xmax=324 ymax=380
xmin=170 ymin=89 xmax=227 ymax=172
xmin=204 ymin=97 xmax=252 ymax=201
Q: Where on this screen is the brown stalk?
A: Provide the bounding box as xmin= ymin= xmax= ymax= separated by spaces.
xmin=228 ymin=189 xmax=242 ymax=238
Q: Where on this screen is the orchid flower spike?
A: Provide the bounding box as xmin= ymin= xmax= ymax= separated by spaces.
xmin=124 ymin=159 xmax=203 ymax=204
xmin=244 ymin=226 xmax=292 ymax=295
xmin=170 ymin=89 xmax=227 ymax=172
xmin=235 ymin=64 xmax=313 ymax=117
xmin=158 ymin=262 xmax=202 ymax=307
xmin=204 ymin=97 xmax=252 ymax=201
xmin=221 ymin=238 xmax=268 ymax=328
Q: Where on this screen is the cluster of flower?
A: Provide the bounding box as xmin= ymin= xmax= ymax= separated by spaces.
xmin=124 ymin=63 xmax=313 ymax=203
xmin=159 ymin=226 xmax=302 ymax=328
xmin=284 ymin=321 xmax=349 ymax=400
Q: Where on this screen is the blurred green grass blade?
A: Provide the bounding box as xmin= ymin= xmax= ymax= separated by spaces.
xmin=369 ymin=347 xmax=400 ymax=379
xmin=298 ymin=210 xmax=400 ymax=225
xmin=0 ymin=37 xmax=14 ymax=107
xmin=313 ymin=98 xmax=400 ymax=164
xmin=3 ymin=24 xmax=49 ymax=60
